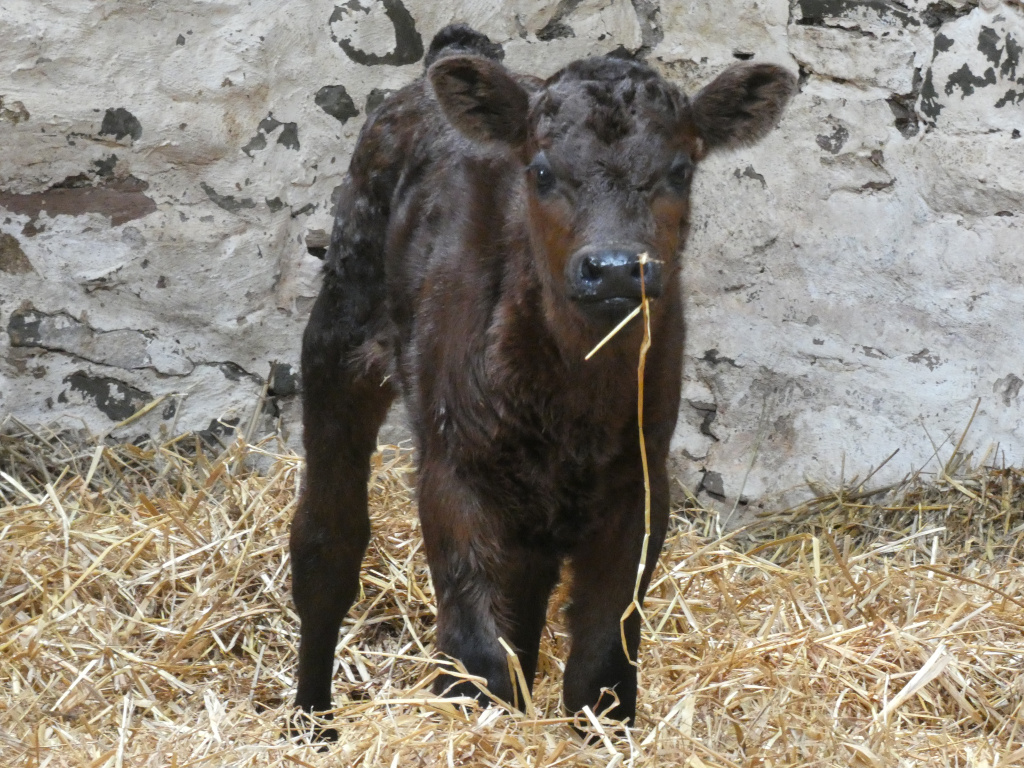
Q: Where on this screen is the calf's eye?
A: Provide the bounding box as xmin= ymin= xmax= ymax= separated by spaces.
xmin=666 ymin=157 xmax=694 ymax=193
xmin=537 ymin=166 xmax=554 ymax=193
xmin=529 ymin=152 xmax=556 ymax=196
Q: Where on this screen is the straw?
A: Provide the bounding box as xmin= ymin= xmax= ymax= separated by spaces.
xmin=1 ymin=416 xmax=1022 ymax=766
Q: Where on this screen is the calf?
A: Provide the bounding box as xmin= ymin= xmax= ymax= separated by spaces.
xmin=291 ymin=24 xmax=795 ymax=729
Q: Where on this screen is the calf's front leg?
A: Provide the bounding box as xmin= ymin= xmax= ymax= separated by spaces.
xmin=417 ymin=460 xmax=560 ymax=709
xmin=563 ymin=468 xmax=669 ymax=725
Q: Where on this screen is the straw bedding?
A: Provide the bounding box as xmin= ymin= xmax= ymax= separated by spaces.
xmin=2 ymin=421 xmax=1022 ymax=767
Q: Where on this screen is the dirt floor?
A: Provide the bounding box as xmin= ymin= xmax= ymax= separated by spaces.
xmin=2 ymin=425 xmax=1023 ymax=767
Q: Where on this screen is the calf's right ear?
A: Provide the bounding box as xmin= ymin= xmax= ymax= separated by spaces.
xmin=429 ymin=55 xmax=529 ymax=146
xmin=691 ymin=63 xmax=797 ymax=157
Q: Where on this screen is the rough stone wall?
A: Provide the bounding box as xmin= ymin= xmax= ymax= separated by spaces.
xmin=1 ymin=0 xmax=1021 ymax=509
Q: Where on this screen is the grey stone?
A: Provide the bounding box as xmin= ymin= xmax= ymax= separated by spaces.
xmin=1 ymin=0 xmax=1023 ymax=510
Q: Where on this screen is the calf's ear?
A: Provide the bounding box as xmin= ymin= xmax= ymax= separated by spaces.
xmin=690 ymin=63 xmax=797 ymax=157
xmin=429 ymin=55 xmax=529 ymax=146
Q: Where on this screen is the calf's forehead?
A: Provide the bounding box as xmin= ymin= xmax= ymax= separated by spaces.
xmin=529 ymin=59 xmax=692 ymax=170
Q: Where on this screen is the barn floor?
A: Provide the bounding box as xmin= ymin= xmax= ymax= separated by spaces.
xmin=2 ymin=424 xmax=1022 ymax=768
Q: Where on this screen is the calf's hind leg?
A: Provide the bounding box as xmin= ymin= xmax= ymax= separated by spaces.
xmin=290 ymin=271 xmax=395 ymax=716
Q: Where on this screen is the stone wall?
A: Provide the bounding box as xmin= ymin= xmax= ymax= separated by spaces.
xmin=2 ymin=0 xmax=1021 ymax=509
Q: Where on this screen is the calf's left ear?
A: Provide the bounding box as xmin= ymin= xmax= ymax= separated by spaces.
xmin=690 ymin=63 xmax=797 ymax=157
xmin=429 ymin=55 xmax=529 ymax=146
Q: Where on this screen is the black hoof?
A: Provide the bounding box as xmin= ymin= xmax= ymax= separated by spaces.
xmin=285 ymin=709 xmax=338 ymax=748
xmin=433 ymin=671 xmax=516 ymax=714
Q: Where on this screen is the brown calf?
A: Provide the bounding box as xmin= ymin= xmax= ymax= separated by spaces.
xmin=291 ymin=24 xmax=795 ymax=730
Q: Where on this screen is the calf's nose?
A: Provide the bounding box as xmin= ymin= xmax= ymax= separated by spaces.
xmin=568 ymin=245 xmax=663 ymax=303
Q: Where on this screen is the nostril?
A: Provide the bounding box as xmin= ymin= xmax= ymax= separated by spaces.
xmin=580 ymin=256 xmax=601 ymax=282
xmin=629 ymin=260 xmax=656 ymax=281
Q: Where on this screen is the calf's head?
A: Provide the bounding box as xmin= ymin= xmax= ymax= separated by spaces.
xmin=429 ymin=54 xmax=796 ymax=330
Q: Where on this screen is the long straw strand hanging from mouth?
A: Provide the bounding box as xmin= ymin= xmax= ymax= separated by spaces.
xmin=621 ymin=253 xmax=653 ymax=663
xmin=578 ymin=253 xmax=654 ymax=663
